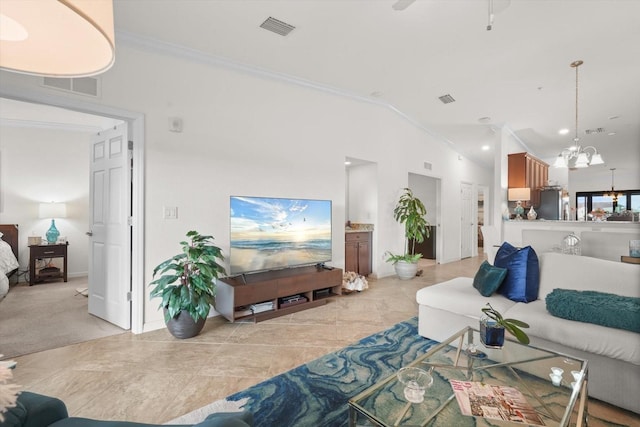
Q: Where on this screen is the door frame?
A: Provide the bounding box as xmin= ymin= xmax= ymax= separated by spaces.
xmin=1 ymin=87 xmax=145 ymax=334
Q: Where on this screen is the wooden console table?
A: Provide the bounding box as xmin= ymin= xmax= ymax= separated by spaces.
xmin=29 ymin=243 xmax=68 ymax=285
xmin=216 ymin=265 xmax=343 ymax=322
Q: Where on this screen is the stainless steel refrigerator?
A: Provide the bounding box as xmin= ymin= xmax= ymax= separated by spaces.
xmin=537 ymin=189 xmax=564 ymax=220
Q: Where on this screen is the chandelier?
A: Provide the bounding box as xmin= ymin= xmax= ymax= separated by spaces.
xmin=604 ymin=168 xmax=623 ymax=202
xmin=553 ymin=60 xmax=604 ymax=169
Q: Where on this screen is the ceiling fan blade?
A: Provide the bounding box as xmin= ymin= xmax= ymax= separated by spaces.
xmin=392 ymin=0 xmax=417 ymax=11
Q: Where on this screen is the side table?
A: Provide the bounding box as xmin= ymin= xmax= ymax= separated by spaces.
xmin=29 ymin=243 xmax=68 ymax=285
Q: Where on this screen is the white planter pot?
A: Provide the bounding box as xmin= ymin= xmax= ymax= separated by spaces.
xmin=394 ymin=261 xmax=419 ymax=280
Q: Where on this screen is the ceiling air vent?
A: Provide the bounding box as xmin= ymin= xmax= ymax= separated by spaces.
xmin=438 ymin=94 xmax=455 ymax=104
xmin=42 ymin=76 xmax=100 ymax=97
xmin=584 ymin=128 xmax=605 ymax=135
xmin=260 ymin=17 xmax=296 ymax=36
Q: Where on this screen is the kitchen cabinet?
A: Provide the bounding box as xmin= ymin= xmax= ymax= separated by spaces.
xmin=508 ymin=152 xmax=549 ymax=208
xmin=345 ymin=231 xmax=371 ymax=276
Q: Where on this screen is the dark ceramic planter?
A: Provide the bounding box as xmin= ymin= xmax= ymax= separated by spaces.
xmin=163 ymin=308 xmax=206 ymax=339
xmin=480 ymin=319 xmax=505 ymax=348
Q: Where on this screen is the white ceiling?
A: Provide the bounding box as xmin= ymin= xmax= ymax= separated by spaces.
xmin=3 ymin=0 xmax=639 ymax=173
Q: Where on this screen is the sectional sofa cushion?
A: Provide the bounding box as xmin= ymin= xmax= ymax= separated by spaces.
xmin=472 ymin=261 xmax=507 ymax=297
xmin=494 ymin=242 xmax=539 ymax=303
xmin=546 ymin=288 xmax=640 ymax=333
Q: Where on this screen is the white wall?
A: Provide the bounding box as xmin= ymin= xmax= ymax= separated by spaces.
xmin=0 ymin=127 xmax=89 ymax=276
xmin=0 ymin=41 xmax=492 ymax=330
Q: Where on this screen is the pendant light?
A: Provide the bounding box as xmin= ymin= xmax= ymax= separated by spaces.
xmin=0 ymin=0 xmax=115 ymax=77
xmin=603 ymin=168 xmax=623 ymax=202
xmin=554 ymin=60 xmax=605 ymax=169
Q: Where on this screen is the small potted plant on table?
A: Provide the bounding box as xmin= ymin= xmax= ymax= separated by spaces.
xmin=480 ymin=303 xmax=530 ymax=348
xmin=150 ymin=230 xmax=226 ymax=339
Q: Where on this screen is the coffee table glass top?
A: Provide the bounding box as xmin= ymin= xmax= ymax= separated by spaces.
xmin=349 ymin=327 xmax=588 ymax=427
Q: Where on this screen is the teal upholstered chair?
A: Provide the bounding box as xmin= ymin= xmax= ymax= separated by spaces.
xmin=3 ymin=392 xmax=253 ymax=427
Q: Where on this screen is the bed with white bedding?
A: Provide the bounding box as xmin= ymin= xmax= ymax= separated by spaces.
xmin=0 ymin=225 xmax=19 ymax=299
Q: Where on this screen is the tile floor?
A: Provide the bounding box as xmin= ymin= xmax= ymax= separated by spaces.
xmin=10 ymin=256 xmax=639 ymax=425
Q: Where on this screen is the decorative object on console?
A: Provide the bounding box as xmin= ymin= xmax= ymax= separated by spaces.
xmin=150 ymin=230 xmax=226 ymax=339
xmin=0 ymin=0 xmax=115 ymax=78
xmin=507 ymin=188 xmax=530 ymax=220
xmin=385 ymin=188 xmax=430 ymax=280
xmin=39 ymin=202 xmax=66 ymax=244
xmin=527 ymin=206 xmax=537 ymax=220
xmin=480 ymin=303 xmax=530 ymax=346
xmin=561 ymin=233 xmax=581 ymax=255
xmin=553 ymin=60 xmax=605 ymax=169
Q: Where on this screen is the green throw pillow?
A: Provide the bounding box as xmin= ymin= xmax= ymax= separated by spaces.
xmin=546 ymin=289 xmax=640 ymax=333
xmin=473 ymin=261 xmax=507 ymax=297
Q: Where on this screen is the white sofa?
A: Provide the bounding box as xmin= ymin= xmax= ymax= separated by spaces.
xmin=416 ymin=252 xmax=640 ymax=413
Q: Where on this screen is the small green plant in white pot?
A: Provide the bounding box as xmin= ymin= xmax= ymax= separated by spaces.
xmin=150 ymin=230 xmax=226 ymax=339
xmin=386 ymin=188 xmax=430 ymax=280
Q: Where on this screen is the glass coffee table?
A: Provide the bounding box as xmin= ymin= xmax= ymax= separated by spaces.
xmin=349 ymin=327 xmax=588 ymax=427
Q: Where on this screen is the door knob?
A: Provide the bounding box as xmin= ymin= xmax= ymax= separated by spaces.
xmin=86 ymin=231 xmax=93 ymax=236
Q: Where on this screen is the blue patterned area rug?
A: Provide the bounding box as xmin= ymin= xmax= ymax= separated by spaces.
xmin=168 ymin=317 xmax=436 ymax=426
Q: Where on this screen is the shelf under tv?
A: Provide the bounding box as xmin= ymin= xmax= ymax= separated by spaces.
xmin=215 ymin=265 xmax=343 ymax=323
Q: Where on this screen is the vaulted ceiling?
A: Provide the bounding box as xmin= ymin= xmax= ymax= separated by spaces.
xmin=2 ymin=1 xmax=639 ymax=176
xmin=111 ymin=0 xmax=640 ymax=172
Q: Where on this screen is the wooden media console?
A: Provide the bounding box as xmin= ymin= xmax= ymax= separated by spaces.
xmin=215 ymin=265 xmax=343 ymax=322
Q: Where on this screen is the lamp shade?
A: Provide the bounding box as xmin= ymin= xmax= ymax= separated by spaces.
xmin=0 ymin=0 xmax=115 ymax=77
xmin=39 ymin=202 xmax=67 ymax=219
xmin=508 ymin=188 xmax=531 ymax=202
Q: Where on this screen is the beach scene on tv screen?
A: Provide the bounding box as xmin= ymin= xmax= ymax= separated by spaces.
xmin=230 ymin=196 xmax=332 ymax=274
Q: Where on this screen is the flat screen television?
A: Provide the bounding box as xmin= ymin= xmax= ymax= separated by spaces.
xmin=230 ymin=196 xmax=332 ymax=275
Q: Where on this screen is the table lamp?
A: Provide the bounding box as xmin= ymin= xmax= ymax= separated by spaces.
xmin=39 ymin=202 xmax=67 ymax=244
xmin=508 ymin=188 xmax=530 ymax=220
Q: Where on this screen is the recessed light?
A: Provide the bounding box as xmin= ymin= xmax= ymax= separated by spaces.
xmin=478 ymin=117 xmax=491 ymax=123
xmin=370 ymin=91 xmax=383 ymax=98
xmin=344 ymin=161 xmax=352 ymax=166
xmin=558 ymin=128 xmax=570 ymax=135
xmin=608 ymin=115 xmax=620 ymax=120
xmin=608 ymin=132 xmax=617 ymax=136
xmin=481 ymin=145 xmax=490 ymax=151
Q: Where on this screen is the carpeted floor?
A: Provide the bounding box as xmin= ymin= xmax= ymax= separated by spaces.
xmin=0 ymin=277 xmax=125 ymax=359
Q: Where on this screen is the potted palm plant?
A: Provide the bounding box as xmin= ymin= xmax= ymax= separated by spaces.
xmin=480 ymin=303 xmax=530 ymax=347
xmin=385 ymin=188 xmax=430 ymax=280
xmin=150 ymin=230 xmax=226 ymax=339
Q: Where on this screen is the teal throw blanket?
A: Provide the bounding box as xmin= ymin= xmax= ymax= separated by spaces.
xmin=546 ymin=289 xmax=640 ymax=333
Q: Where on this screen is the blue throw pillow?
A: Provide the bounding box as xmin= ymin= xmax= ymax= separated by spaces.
xmin=472 ymin=261 xmax=507 ymax=297
xmin=494 ymin=242 xmax=540 ymax=302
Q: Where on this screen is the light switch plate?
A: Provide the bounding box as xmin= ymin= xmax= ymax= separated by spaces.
xmin=163 ymin=206 xmax=178 ymax=219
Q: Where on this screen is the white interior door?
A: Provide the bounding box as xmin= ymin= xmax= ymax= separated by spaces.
xmin=460 ymin=182 xmax=473 ymax=259
xmin=88 ymin=123 xmax=131 ymax=329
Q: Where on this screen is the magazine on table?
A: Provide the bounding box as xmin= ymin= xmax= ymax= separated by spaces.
xmin=450 ymin=379 xmax=546 ymax=426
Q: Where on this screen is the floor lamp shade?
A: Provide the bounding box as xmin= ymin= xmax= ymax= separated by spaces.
xmin=0 ymin=0 xmax=115 ymax=77
xmin=39 ymin=203 xmax=67 ymax=244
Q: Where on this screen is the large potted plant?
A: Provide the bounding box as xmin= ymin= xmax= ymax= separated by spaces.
xmin=386 ymin=188 xmax=430 ymax=280
xmin=150 ymin=230 xmax=226 ymax=339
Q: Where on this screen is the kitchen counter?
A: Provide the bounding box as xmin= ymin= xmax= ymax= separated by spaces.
xmin=503 ymin=220 xmax=639 ymax=256
xmin=345 ymin=223 xmax=374 ymax=233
